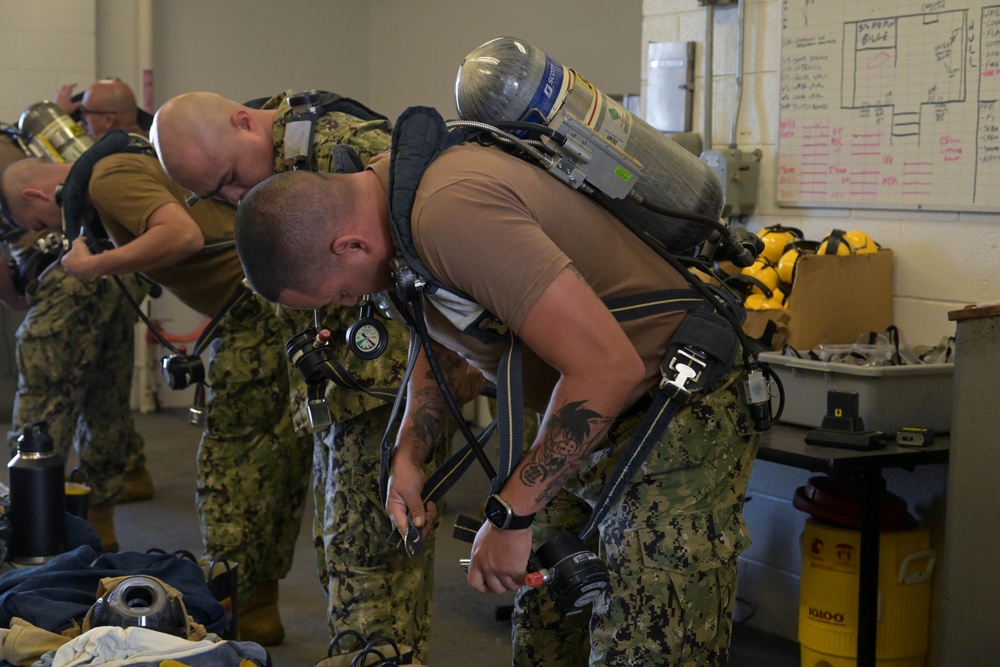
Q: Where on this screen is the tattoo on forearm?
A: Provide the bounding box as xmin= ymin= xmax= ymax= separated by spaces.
xmin=518 ymin=400 xmax=612 ymax=505
xmin=409 ymin=386 xmax=447 ymax=458
xmin=425 ymin=352 xmax=463 ymax=384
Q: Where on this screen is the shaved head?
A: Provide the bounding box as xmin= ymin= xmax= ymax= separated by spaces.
xmin=235 ymin=170 xmax=349 ymax=301
xmin=80 ymin=78 xmax=143 ymax=138
xmin=0 ymin=158 xmax=70 ymax=232
xmin=152 ymin=92 xmax=241 ymax=175
xmin=84 ymin=79 xmax=139 ymax=120
xmin=2 ymin=158 xmax=53 ymax=210
xmin=151 ymin=92 xmax=277 ymax=202
xmin=235 ymin=168 xmax=393 ymax=307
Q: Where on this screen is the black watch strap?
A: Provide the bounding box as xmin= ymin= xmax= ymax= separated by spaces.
xmin=484 ymin=493 xmax=536 ymax=530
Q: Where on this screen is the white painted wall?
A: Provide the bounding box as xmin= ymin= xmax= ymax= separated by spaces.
xmin=0 ymin=2 xmax=95 ymax=123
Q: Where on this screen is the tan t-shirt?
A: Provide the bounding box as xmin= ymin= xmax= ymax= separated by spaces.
xmin=89 ymin=153 xmax=245 ymax=316
xmin=370 ymin=143 xmax=690 ymax=411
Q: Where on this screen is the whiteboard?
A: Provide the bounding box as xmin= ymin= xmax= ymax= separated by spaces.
xmin=777 ymin=0 xmax=1000 ymax=211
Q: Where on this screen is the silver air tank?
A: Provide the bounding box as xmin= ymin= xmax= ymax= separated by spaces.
xmin=18 ymin=101 xmax=92 ymax=163
xmin=455 ymin=37 xmax=723 ymax=253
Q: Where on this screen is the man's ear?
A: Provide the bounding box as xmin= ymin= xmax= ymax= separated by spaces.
xmin=231 ymin=108 xmax=254 ymax=133
xmin=23 ymin=187 xmax=49 ymax=203
xmin=330 ymin=234 xmax=369 ymax=257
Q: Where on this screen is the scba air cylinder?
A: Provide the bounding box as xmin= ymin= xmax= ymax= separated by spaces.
xmin=455 ymin=36 xmax=723 ymax=254
xmin=18 ymin=101 xmax=93 ymax=163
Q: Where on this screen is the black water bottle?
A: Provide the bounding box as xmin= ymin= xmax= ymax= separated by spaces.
xmin=7 ymin=420 xmax=65 ymax=564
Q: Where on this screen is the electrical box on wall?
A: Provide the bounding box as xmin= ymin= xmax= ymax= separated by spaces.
xmin=646 ymin=42 xmax=695 ymax=134
xmin=701 ymin=147 xmax=762 ymax=220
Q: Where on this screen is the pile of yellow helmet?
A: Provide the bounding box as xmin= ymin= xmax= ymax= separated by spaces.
xmin=740 ymin=226 xmax=880 ymax=311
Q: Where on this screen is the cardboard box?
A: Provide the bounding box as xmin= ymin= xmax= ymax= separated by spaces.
xmin=758 ymin=351 xmax=953 ymax=433
xmin=744 ymin=250 xmax=894 ymax=352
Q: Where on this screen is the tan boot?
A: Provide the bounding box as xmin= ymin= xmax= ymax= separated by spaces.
xmin=238 ymin=580 xmax=285 ymax=646
xmin=121 ymin=467 xmax=154 ymax=503
xmin=87 ymin=504 xmax=119 ymax=553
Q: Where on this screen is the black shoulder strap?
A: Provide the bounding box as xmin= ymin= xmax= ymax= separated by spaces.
xmin=59 ymin=130 xmax=129 ymax=243
xmin=244 ymin=90 xmax=388 ymax=123
xmin=386 ymin=106 xmax=466 ymax=296
xmin=59 ymin=130 xmax=155 ymax=244
xmin=310 ymin=90 xmax=388 ymax=123
xmin=242 ymin=96 xmax=272 ymax=110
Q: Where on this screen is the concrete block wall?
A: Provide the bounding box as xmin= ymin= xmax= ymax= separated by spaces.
xmin=642 ymin=0 xmax=970 ymax=651
xmin=0 ymin=1 xmax=95 ymax=125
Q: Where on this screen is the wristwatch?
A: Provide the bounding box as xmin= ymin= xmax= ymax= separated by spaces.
xmin=484 ymin=493 xmax=536 ymax=530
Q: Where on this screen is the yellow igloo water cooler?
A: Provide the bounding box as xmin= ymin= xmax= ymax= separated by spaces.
xmin=796 ymin=478 xmax=935 ymax=667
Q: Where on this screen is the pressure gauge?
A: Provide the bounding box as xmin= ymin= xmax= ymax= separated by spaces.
xmin=346 ymin=295 xmax=388 ymax=360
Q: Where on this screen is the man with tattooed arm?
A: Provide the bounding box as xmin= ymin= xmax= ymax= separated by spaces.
xmin=231 ymin=136 xmax=760 ymax=666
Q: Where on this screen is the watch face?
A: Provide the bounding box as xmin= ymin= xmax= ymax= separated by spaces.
xmin=484 ymin=495 xmax=508 ymax=529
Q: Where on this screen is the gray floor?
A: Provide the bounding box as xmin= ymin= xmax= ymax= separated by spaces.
xmin=5 ymin=409 xmax=799 ymax=666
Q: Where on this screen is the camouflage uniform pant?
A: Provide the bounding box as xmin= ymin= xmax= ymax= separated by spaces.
xmin=7 ymin=267 xmax=148 ymax=506
xmin=196 ymin=291 xmax=313 ymax=604
xmin=312 ymin=403 xmax=443 ymax=663
xmin=511 ymin=369 xmax=760 ymax=666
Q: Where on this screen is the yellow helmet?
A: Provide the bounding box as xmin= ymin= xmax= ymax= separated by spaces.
xmin=741 ymin=259 xmax=780 ymax=295
xmin=744 ymin=293 xmax=767 ymax=310
xmin=776 ymin=248 xmax=801 ymax=286
xmin=818 ymin=229 xmax=851 ymax=255
xmin=763 ymin=287 xmax=787 ymax=309
xmin=844 ymin=229 xmax=879 ymax=254
xmin=745 ymin=287 xmax=786 ymax=311
xmin=758 ymin=225 xmax=804 ymax=264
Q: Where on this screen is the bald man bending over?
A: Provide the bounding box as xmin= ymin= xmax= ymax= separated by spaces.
xmin=70 ymin=79 xmax=145 ymax=140
xmin=60 ymin=78 xmax=156 ymax=502
xmin=154 ymin=92 xmax=316 ymax=204
xmin=151 ymin=91 xmax=446 ymax=662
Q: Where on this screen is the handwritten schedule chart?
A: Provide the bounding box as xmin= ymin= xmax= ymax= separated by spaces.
xmin=778 ymin=0 xmax=1000 ymax=211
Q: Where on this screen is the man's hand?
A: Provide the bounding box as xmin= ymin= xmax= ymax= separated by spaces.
xmin=383 ymin=344 xmax=464 ymax=545
xmin=386 ymin=456 xmax=436 ymax=540
xmin=467 ymin=522 xmax=532 ymax=594
xmin=54 ymin=84 xmax=80 ymax=115
xmin=60 ymin=237 xmax=102 ymax=279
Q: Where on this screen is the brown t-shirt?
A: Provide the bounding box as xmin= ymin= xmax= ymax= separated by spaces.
xmin=89 ymin=153 xmax=245 ymax=316
xmin=369 ymin=143 xmax=689 ymax=411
